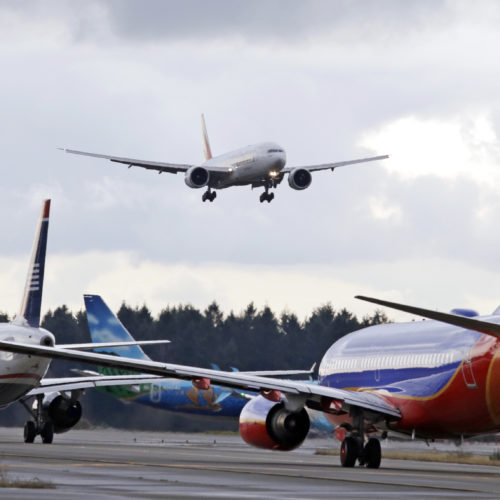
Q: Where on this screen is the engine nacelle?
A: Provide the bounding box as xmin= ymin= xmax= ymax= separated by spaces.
xmin=239 ymin=395 xmax=310 ymax=451
xmin=42 ymin=393 xmax=82 ymax=434
xmin=185 ymin=166 xmax=210 ymax=188
xmin=288 ymin=168 xmax=312 ymax=190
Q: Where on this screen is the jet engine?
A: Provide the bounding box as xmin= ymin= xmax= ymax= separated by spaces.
xmin=185 ymin=166 xmax=210 ymax=188
xmin=288 ymin=168 xmax=312 ymax=190
xmin=41 ymin=392 xmax=82 ymax=434
xmin=239 ymin=395 xmax=310 ymax=451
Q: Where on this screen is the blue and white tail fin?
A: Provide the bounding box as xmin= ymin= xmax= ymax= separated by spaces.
xmin=13 ymin=199 xmax=50 ymax=328
xmin=84 ymin=294 xmax=151 ymax=360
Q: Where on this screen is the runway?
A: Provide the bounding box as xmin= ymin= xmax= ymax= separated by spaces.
xmin=0 ymin=428 xmax=499 ymax=499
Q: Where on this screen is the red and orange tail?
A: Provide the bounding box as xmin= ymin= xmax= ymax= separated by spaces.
xmin=201 ymin=114 xmax=212 ymax=161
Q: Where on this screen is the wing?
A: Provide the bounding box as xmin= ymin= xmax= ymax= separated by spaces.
xmin=356 ymin=295 xmax=500 ymax=339
xmin=282 ymin=154 xmax=389 ymax=173
xmin=25 ymin=374 xmax=165 ymax=396
xmin=58 ymin=340 xmax=170 ymax=350
xmin=62 ymin=149 xmax=229 ymax=175
xmin=0 ymin=341 xmax=400 ymax=420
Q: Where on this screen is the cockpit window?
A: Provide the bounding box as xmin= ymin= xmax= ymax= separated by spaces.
xmin=267 ymin=149 xmax=284 ymax=153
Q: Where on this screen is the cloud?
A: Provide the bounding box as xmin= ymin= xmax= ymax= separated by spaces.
xmin=1 ymin=1 xmax=500 ymax=324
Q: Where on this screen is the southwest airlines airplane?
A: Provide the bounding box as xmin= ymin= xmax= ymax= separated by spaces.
xmin=0 ymin=200 xmax=170 ymax=444
xmin=62 ymin=115 xmax=388 ymax=203
xmin=4 ymin=287 xmax=500 ymax=469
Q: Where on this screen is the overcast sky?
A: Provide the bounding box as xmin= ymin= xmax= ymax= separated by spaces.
xmin=1 ymin=0 xmax=500 ymax=324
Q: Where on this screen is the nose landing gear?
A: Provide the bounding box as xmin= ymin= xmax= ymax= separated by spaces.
xmin=202 ymin=189 xmax=217 ymax=202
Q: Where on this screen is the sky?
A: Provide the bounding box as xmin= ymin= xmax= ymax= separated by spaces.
xmin=1 ymin=0 xmax=500 ymax=323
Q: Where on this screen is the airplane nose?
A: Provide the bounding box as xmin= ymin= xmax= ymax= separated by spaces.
xmin=273 ymin=153 xmax=286 ymax=170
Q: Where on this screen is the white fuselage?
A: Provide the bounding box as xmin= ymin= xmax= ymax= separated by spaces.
xmin=0 ymin=324 xmax=54 ymax=407
xmin=203 ymin=142 xmax=286 ymax=188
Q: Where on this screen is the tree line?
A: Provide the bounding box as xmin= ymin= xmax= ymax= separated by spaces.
xmin=0 ymin=302 xmax=388 ymax=432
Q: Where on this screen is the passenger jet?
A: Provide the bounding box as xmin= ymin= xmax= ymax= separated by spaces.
xmin=62 ymin=115 xmax=388 ymax=203
xmin=0 ymin=200 xmax=171 ymax=444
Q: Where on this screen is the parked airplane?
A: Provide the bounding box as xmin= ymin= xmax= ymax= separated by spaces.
xmin=0 ymin=200 xmax=169 ymax=444
xmin=79 ymin=294 xmax=332 ymax=432
xmin=62 ymin=115 xmax=388 ymax=203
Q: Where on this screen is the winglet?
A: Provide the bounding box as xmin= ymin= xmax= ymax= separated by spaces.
xmin=13 ymin=200 xmax=51 ymax=327
xmin=356 ymin=295 xmax=500 ymax=339
xmin=201 ymin=114 xmax=213 ymax=161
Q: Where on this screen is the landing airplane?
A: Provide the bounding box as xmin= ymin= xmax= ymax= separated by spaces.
xmin=78 ymin=294 xmax=332 ymax=432
xmin=62 ymin=115 xmax=388 ymax=203
xmin=5 ymin=290 xmax=500 ymax=468
xmin=0 ymin=200 xmax=170 ymax=443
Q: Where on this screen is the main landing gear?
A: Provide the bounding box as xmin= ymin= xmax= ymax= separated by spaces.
xmin=339 ymin=408 xmax=381 ymax=468
xmin=340 ymin=436 xmax=381 ymax=468
xmin=259 ymin=183 xmax=275 ymax=203
xmin=202 ymin=188 xmax=217 ymax=202
xmin=21 ymin=395 xmax=53 ymax=444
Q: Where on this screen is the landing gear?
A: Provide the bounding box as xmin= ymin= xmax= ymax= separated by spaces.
xmin=339 ymin=408 xmax=382 ymax=468
xmin=340 ymin=436 xmax=381 ymax=468
xmin=340 ymin=436 xmax=360 ymax=467
xmin=362 ymin=437 xmax=381 ymax=468
xmin=40 ymin=422 xmax=54 ymax=444
xmin=202 ymin=189 xmax=217 ymax=202
xmin=20 ymin=395 xmax=53 ymax=444
xmin=23 ymin=421 xmax=36 ymax=443
xmin=259 ymin=183 xmax=275 ymax=203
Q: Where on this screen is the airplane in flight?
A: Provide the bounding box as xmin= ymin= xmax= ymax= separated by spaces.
xmin=78 ymin=294 xmax=333 ymax=432
xmin=0 ymin=200 xmax=171 ymax=444
xmin=5 ymin=290 xmax=500 ymax=468
xmin=62 ymin=115 xmax=388 ymax=203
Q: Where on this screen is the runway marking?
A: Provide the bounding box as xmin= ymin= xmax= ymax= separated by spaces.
xmin=1 ymin=452 xmax=499 ymax=496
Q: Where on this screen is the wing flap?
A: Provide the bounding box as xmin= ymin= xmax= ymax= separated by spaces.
xmin=26 ymin=374 xmax=165 ymax=396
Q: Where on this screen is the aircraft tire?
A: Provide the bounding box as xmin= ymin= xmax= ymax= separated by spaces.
xmin=364 ymin=437 xmax=381 ymax=468
xmin=24 ymin=421 xmax=36 ymax=443
xmin=40 ymin=422 xmax=54 ymax=444
xmin=267 ymin=193 xmax=274 ymax=202
xmin=340 ymin=436 xmax=359 ymax=467
xmin=210 ymin=191 xmax=217 ymax=201
xmin=259 ymin=192 xmax=266 ymax=203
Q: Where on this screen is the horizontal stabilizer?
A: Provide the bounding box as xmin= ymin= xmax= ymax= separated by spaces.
xmin=356 ymin=295 xmax=500 ymax=339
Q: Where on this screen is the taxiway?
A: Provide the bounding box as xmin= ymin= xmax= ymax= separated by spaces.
xmin=0 ymin=428 xmax=499 ymax=499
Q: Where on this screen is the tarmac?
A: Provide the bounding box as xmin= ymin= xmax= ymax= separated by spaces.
xmin=0 ymin=427 xmax=499 ymax=499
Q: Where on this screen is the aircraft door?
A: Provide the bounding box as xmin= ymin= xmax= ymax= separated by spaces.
xmin=461 ymin=353 xmax=478 ymax=388
xmin=150 ymin=383 xmax=162 ymax=402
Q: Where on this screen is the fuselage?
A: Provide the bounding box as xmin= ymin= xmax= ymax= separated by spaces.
xmin=0 ymin=324 xmax=54 ymax=407
xmin=203 ymin=142 xmax=286 ymax=189
xmin=318 ymin=317 xmax=500 ymax=438
xmin=97 ymin=373 xmax=247 ymax=418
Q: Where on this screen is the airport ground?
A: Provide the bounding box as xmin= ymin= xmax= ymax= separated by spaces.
xmin=0 ymin=428 xmax=499 ymax=499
